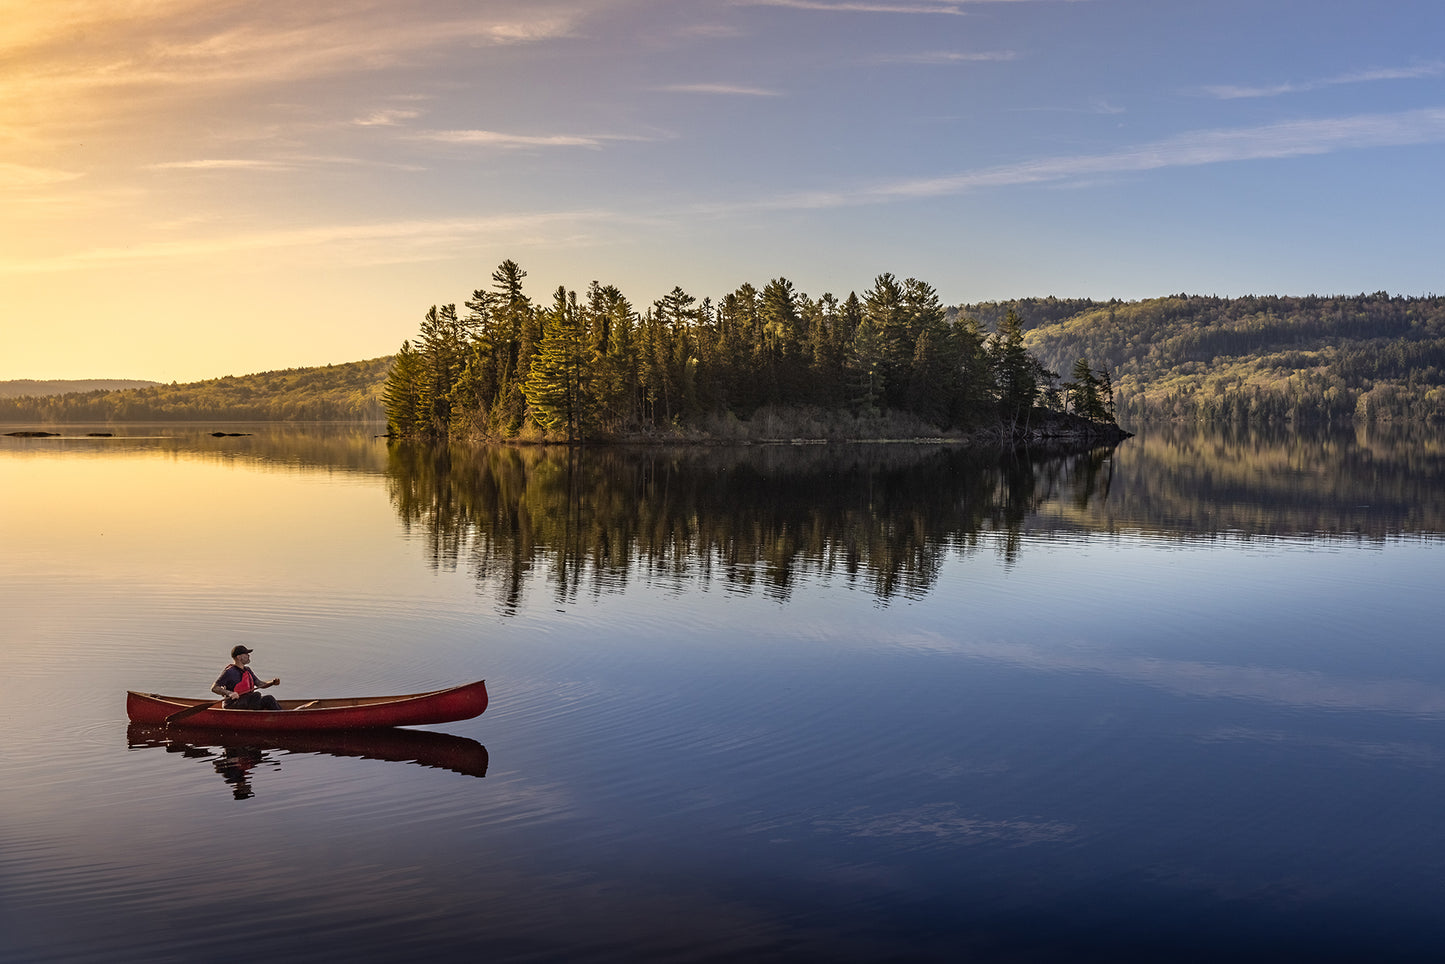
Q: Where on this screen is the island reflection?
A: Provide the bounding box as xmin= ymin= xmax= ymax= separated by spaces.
xmin=385 ymin=425 xmax=1445 ymax=612
xmin=127 ymin=724 xmax=489 ymax=800
xmin=386 ymin=441 xmax=1121 ymax=611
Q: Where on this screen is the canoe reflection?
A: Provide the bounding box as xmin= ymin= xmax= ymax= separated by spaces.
xmin=127 ymin=724 xmax=489 ymax=799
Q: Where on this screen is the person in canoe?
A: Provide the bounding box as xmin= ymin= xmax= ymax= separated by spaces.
xmin=212 ymin=645 xmax=282 ymax=710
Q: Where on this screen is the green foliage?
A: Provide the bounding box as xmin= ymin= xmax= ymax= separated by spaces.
xmin=0 ymin=379 xmax=160 ymax=398
xmin=974 ymin=292 xmax=1445 ymax=423
xmin=0 ymin=359 xmax=391 ymax=423
xmin=522 ymin=287 xmax=594 ymax=441
xmin=388 ymin=260 xmax=1056 ymax=441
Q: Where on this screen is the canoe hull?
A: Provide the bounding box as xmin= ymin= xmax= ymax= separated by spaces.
xmin=126 ymin=679 xmax=488 ymax=731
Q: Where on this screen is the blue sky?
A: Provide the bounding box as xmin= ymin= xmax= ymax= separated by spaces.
xmin=3 ymin=0 xmax=1443 ymax=381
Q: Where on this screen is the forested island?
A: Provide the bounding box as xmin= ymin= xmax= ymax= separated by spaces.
xmin=4 ymin=275 xmax=1444 ymax=431
xmin=382 ymin=260 xmax=1120 ymax=443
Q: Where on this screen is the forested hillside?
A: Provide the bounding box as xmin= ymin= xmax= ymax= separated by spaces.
xmin=0 ymin=358 xmax=390 ymax=422
xmin=0 ymin=379 xmax=160 ymax=398
xmin=973 ymin=292 xmax=1445 ymax=422
xmin=12 ymin=286 xmax=1434 ymax=431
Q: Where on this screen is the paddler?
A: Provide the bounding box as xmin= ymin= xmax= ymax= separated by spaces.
xmin=212 ymin=645 xmax=282 ymax=710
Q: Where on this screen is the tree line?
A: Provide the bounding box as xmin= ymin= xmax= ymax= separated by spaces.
xmin=383 ymin=260 xmax=1115 ymax=441
xmin=1009 ymin=292 xmax=1445 ymax=423
xmin=0 ymin=360 xmax=389 ymax=423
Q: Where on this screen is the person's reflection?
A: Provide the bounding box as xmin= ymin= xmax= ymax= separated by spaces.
xmin=212 ymin=745 xmax=267 ymax=800
xmin=129 ymin=724 xmax=489 ymax=800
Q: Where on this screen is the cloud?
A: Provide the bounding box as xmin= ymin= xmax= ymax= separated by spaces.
xmin=415 ymin=129 xmax=652 ymax=149
xmin=0 ymin=210 xmax=630 ymax=274
xmin=656 ymin=83 xmax=783 ymax=96
xmin=869 ymin=50 xmax=1018 ymax=65
xmin=886 ymin=633 xmax=1445 ymax=719
xmin=143 ymin=154 xmax=426 ymax=173
xmin=816 ymin=804 xmax=1077 ymax=845
xmin=354 ymin=109 xmax=423 ymax=127
xmin=147 ymin=158 xmax=294 ymax=171
xmin=0 ymin=162 xmax=86 ymax=189
xmin=739 ymin=0 xmax=970 ymax=12
xmin=1202 ymin=60 xmax=1445 ymax=99
xmin=729 ymin=106 xmax=1445 ymax=211
xmin=0 ymin=2 xmax=583 ymax=141
xmin=738 ymin=0 xmax=1075 ymax=10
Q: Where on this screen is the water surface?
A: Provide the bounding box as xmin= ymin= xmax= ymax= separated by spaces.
xmin=2 ymin=422 xmax=1444 ymax=962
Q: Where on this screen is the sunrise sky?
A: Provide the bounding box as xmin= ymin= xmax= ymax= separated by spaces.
xmin=4 ymin=0 xmax=1444 ymax=382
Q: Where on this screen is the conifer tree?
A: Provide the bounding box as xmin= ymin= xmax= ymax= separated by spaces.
xmin=382 ymin=340 xmax=425 ymax=436
xmin=1068 ymin=357 xmax=1104 ymax=420
xmin=990 ymin=310 xmax=1040 ymax=426
xmin=524 ymin=287 xmax=592 ymax=441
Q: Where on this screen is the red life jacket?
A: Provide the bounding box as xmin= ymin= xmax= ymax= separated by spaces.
xmin=233 ymin=667 xmax=258 ymax=695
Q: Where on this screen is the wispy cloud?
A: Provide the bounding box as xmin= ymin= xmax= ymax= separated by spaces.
xmin=354 ymin=108 xmax=423 ymax=127
xmin=740 ymin=0 xmax=970 ymax=12
xmin=0 ymin=210 xmax=629 ymax=275
xmin=415 ymin=129 xmax=651 ymax=149
xmin=144 ymin=154 xmax=425 ymax=173
xmin=817 ymin=804 xmax=1076 ymax=845
xmin=869 ymin=50 xmax=1018 ymax=65
xmin=887 ymin=633 xmax=1445 ymax=719
xmin=0 ymin=2 xmax=583 ymax=144
xmin=656 ymin=83 xmax=783 ymax=96
xmin=0 ymin=162 xmax=85 ymax=189
xmin=738 ymin=0 xmax=1075 ymax=10
xmin=725 ymin=106 xmax=1445 ymax=211
xmin=1202 ymin=60 xmax=1445 ymax=99
xmin=147 ymin=158 xmax=294 ymax=171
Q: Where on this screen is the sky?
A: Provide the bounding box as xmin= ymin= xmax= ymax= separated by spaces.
xmin=3 ymin=0 xmax=1444 ymax=382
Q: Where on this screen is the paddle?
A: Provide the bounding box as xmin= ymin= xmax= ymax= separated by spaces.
xmin=164 ymin=699 xmax=224 ymax=727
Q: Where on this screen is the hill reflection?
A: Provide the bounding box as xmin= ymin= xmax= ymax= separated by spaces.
xmin=1041 ymin=422 xmax=1445 ymax=541
xmin=385 ymin=426 xmax=1445 ymax=611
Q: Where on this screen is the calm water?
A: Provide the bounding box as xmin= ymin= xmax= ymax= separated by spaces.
xmin=2 ymin=422 xmax=1444 ymax=963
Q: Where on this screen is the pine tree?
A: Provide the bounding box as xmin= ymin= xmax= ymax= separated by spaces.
xmin=523 ymin=287 xmax=593 ymax=441
xmin=1068 ymin=357 xmax=1104 ymax=420
xmin=990 ymin=310 xmax=1039 ymax=426
xmin=863 ymin=273 xmax=909 ymax=409
xmin=382 ymin=340 xmax=425 ymax=436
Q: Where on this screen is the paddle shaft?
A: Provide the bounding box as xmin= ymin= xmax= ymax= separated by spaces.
xmin=165 ymin=699 xmax=224 ymax=726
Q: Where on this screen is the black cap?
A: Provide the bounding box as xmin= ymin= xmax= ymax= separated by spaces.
xmin=231 ymin=645 xmax=253 ymax=658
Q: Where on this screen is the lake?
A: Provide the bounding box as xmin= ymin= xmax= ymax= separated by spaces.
xmin=2 ymin=421 xmax=1444 ymax=963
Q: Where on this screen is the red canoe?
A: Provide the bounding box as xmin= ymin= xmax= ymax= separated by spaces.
xmin=126 ymin=679 xmax=488 ymax=731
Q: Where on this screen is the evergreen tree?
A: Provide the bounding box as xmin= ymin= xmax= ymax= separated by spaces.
xmin=417 ymin=304 xmax=466 ymax=434
xmin=990 ymin=310 xmax=1039 ymax=426
xmin=523 ymin=287 xmax=592 ymax=441
xmin=588 ymin=283 xmax=639 ymax=429
xmin=1068 ymin=357 xmax=1104 ymax=421
xmin=382 ymin=340 xmax=425 ymax=436
xmin=863 ymin=273 xmax=909 ymax=409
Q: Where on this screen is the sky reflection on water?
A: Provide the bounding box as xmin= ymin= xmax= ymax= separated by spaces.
xmin=2 ymin=424 xmax=1445 ymax=962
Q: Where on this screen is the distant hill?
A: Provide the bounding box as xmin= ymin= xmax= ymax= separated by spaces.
xmin=0 ymin=378 xmax=161 ymax=398
xmin=959 ymin=292 xmax=1445 ymax=422
xmin=8 ymin=290 xmax=1445 ymax=427
xmin=0 ymin=358 xmax=392 ymax=422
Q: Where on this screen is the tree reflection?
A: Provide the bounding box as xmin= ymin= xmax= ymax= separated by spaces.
xmin=385 ymin=441 xmax=1123 ymax=612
